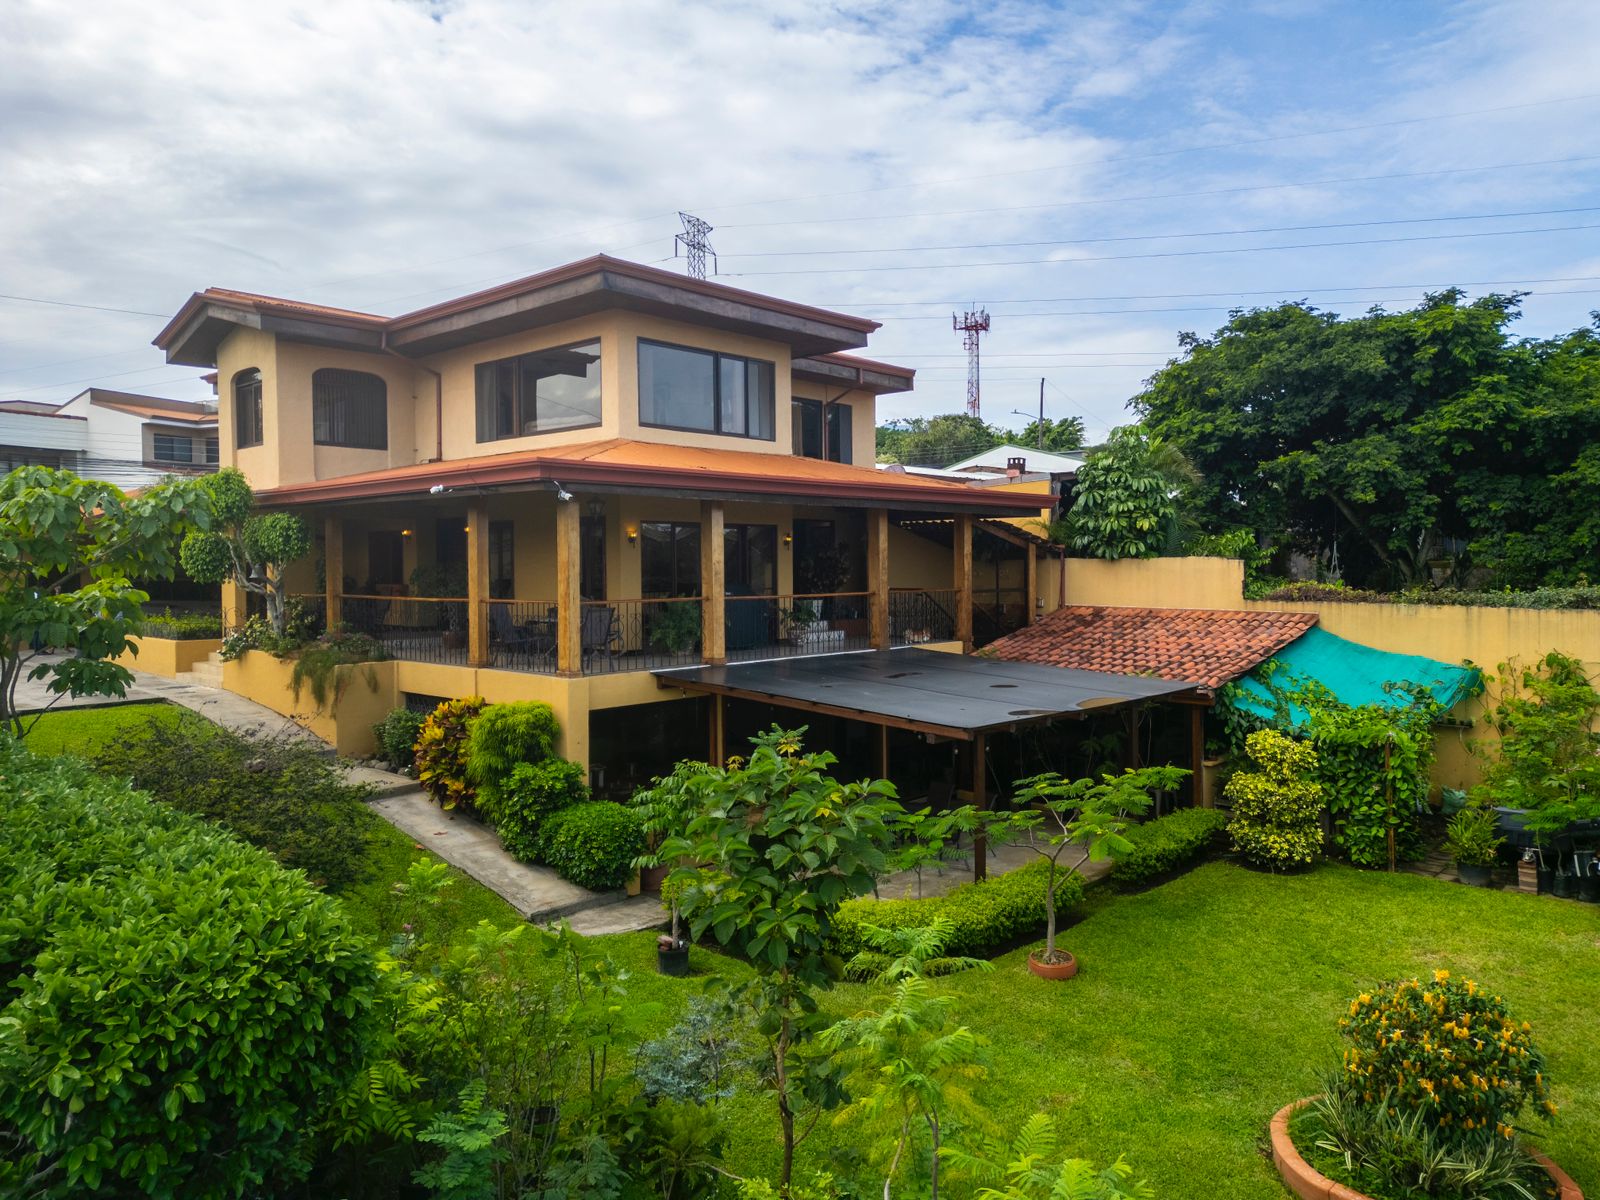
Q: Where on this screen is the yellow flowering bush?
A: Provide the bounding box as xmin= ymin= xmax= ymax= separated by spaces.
xmin=1226 ymin=729 xmax=1323 ymax=869
xmin=1340 ymin=970 xmax=1554 ymax=1135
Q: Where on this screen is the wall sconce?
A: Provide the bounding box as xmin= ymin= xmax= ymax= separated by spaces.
xmin=401 ymin=529 xmax=413 ymax=537
xmin=625 ymin=524 xmax=638 ymax=544
xmin=782 ymin=532 xmax=793 ymax=548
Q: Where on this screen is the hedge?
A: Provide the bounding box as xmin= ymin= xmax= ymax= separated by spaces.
xmin=140 ymin=610 xmax=223 ymax=639
xmin=1259 ymin=581 xmax=1600 ymax=611
xmin=0 ymin=739 xmax=381 ymax=1199
xmin=539 ymin=800 xmax=646 ymax=891
xmin=1109 ymin=807 xmax=1229 ymax=886
xmin=828 ymin=858 xmax=1084 ymax=962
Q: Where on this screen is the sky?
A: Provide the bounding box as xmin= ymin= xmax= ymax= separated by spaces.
xmin=3 ymin=0 xmax=1599 ymax=445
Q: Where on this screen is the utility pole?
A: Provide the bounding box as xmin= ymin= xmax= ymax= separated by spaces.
xmin=1010 ymin=379 xmax=1047 ymax=450
xmin=952 ymin=307 xmax=990 ymax=417
xmin=674 ymin=212 xmax=716 ymax=280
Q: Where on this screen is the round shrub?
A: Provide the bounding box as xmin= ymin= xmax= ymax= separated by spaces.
xmin=1226 ymin=729 xmax=1323 ymax=869
xmin=1340 ymin=970 xmax=1553 ymax=1136
xmin=372 ymin=706 xmax=427 ymax=772
xmin=495 ymin=758 xmax=590 ymax=862
xmin=414 ymin=696 xmax=486 ymax=811
xmin=539 ymin=801 xmax=646 ymax=891
xmin=466 ymin=701 xmax=560 ymax=823
xmin=0 ymin=740 xmax=381 ymax=1199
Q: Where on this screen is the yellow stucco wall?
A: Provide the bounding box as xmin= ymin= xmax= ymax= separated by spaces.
xmin=113 ymin=636 xmax=224 ymax=678
xmin=223 ymin=651 xmax=398 ymax=757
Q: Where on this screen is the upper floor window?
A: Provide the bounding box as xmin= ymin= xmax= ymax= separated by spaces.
xmin=475 ymin=339 xmax=601 ymax=442
xmin=313 ymin=368 xmax=388 ymax=449
xmin=205 ymin=436 xmax=219 ymax=464
xmin=234 ymin=369 xmax=263 ymax=448
xmin=792 ymin=398 xmax=852 ymax=463
xmin=152 ymin=433 xmax=194 ymax=463
xmin=638 ymin=340 xmax=774 ymax=440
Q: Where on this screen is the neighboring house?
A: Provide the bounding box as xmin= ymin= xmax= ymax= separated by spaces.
xmin=944 ymin=442 xmax=1086 ymax=477
xmin=0 ymin=388 xmax=219 ymax=488
xmin=152 ymin=254 xmax=1059 ymax=789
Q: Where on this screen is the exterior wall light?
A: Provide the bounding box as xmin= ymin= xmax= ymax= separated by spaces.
xmin=401 ymin=529 xmax=413 ymax=537
xmin=782 ymin=532 xmax=793 ymax=547
xmin=625 ymin=524 xmax=638 ymax=544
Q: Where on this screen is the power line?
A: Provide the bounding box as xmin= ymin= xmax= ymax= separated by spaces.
xmin=720 ymin=206 xmax=1600 ymax=260
xmin=723 ymin=221 xmax=1600 ymax=277
xmin=0 ymin=293 xmax=170 ymax=318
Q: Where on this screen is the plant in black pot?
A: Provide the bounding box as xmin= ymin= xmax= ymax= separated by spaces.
xmin=1444 ymin=803 xmax=1502 ymax=887
xmin=1576 ymin=849 xmax=1600 ymax=903
xmin=630 ymin=761 xmax=708 ymax=975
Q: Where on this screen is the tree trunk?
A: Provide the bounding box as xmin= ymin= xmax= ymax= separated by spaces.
xmin=775 ymin=1017 xmax=795 ymax=1195
xmin=1044 ymin=860 xmax=1058 ymax=959
xmin=928 ymin=1112 xmax=942 ymax=1200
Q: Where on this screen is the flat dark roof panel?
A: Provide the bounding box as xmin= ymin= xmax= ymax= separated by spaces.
xmin=654 ymin=648 xmax=1197 ymax=737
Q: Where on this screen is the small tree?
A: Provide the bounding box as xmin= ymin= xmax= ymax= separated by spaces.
xmin=655 ymin=727 xmax=906 ymax=1194
xmin=179 ymin=468 xmax=311 ymax=635
xmin=1002 ymin=766 xmax=1189 ymax=965
xmin=0 ymin=466 xmax=215 ymax=734
xmin=1226 ymin=729 xmax=1324 ymax=870
xmin=1051 ymin=425 xmax=1197 ymax=559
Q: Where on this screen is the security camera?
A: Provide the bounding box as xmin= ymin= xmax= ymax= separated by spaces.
xmin=429 ymin=484 xmax=447 ymax=495
xmin=551 ymin=480 xmax=574 ymax=502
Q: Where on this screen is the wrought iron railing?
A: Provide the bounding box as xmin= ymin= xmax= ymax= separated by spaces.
xmin=891 ymin=588 xmax=959 ymax=644
xmin=484 ymin=598 xmax=559 ymax=674
xmin=583 ymin=596 xmax=704 ymax=675
xmin=727 ymin=592 xmax=872 ymax=661
xmin=341 ymin=594 xmax=469 ymax=665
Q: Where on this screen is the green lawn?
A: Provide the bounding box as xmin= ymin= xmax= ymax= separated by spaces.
xmin=20 ymin=701 xmax=184 ymax=758
xmin=23 ymin=706 xmax=1599 ymax=1196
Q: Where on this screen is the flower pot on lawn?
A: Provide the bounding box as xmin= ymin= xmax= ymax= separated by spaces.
xmin=1552 ymin=871 xmax=1576 ymax=899
xmin=1027 ymin=951 xmax=1078 ymax=980
xmin=656 ymin=935 xmax=690 ymax=977
xmin=1578 ymin=874 xmax=1600 ymax=903
xmin=1456 ymin=862 xmax=1493 ymax=888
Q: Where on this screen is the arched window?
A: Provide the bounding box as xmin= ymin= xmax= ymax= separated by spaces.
xmin=233 ymin=369 xmax=264 ymax=448
xmin=312 ymin=368 xmax=387 ymax=449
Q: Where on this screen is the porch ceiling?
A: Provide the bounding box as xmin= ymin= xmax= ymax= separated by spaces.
xmin=653 ymin=647 xmax=1201 ymax=741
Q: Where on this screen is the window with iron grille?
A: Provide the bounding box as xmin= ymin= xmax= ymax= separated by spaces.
xmin=152 ymin=433 xmax=194 ymax=463
xmin=313 ymin=368 xmax=388 ymax=449
xmin=234 ymin=369 xmax=264 ymax=448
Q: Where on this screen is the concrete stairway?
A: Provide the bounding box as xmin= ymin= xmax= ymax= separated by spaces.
xmin=176 ymin=649 xmax=224 ymax=688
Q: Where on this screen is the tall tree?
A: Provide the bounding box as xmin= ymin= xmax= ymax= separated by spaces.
xmin=876 ymin=414 xmax=1003 ymax=467
xmin=1043 ymin=426 xmax=1195 ymax=559
xmin=1017 ymin=415 xmax=1086 ymax=453
xmin=180 ymin=468 xmax=311 ymax=633
xmin=0 ymin=466 xmax=214 ymax=734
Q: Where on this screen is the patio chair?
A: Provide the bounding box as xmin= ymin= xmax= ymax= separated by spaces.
xmin=490 ymin=604 xmax=553 ymax=670
xmin=581 ymin=605 xmax=618 ymax=670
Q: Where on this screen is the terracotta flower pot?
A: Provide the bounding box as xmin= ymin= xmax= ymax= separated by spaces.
xmin=1027 ymin=951 xmax=1078 ymax=980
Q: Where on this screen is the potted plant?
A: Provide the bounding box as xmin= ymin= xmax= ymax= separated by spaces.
xmin=1004 ymin=765 xmax=1189 ymax=980
xmin=655 ymin=876 xmax=691 ymax=976
xmin=647 ymin=601 xmax=701 ymax=655
xmin=781 ymin=600 xmax=820 ymax=643
xmin=629 ymin=762 xmax=707 ymax=975
xmin=1444 ymin=803 xmax=1502 ymax=887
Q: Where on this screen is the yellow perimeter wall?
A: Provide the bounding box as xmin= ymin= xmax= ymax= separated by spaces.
xmin=113 ymin=636 xmax=224 ymax=677
xmin=1061 ymin=557 xmax=1600 ymax=789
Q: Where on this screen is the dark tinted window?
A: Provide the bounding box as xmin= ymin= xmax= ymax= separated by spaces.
xmin=313 ymin=368 xmax=387 ymax=449
xmin=475 ymin=340 xmax=601 ymax=441
xmin=638 ymin=340 xmax=773 ymax=440
xmin=233 ymin=369 xmax=263 ymax=448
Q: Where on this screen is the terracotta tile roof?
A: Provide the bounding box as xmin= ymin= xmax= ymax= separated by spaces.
xmin=253 ymin=436 xmax=1047 ymax=514
xmin=985 ymin=605 xmax=1319 ymax=690
xmin=196 ymin=287 xmax=389 ymax=326
xmin=89 ymin=390 xmax=217 ymax=425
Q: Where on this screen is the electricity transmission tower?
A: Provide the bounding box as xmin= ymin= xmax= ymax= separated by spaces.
xmin=674 ymin=212 xmax=717 ymax=280
xmin=952 ymin=307 xmax=991 ymax=417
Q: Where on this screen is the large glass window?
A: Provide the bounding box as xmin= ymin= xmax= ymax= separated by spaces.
xmin=580 ymin=515 xmax=606 ymax=602
xmin=489 ymin=520 xmax=515 ymax=599
xmin=152 ymin=433 xmax=194 ymax=463
xmin=475 ymin=339 xmax=601 ymax=442
xmin=233 ymin=369 xmax=263 ymax=448
xmin=640 ymin=521 xmax=701 ymax=597
xmin=725 ymin=524 xmax=777 ymax=594
xmin=313 ymin=368 xmax=388 ymax=449
xmin=791 ymin=398 xmax=853 ymax=463
xmin=204 ymin=436 xmax=219 ymax=464
xmin=638 ymin=340 xmax=774 ymax=440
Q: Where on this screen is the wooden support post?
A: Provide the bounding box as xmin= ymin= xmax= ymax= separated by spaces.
xmin=1023 ymin=545 xmax=1037 ymax=625
xmin=878 ymin=723 xmax=890 ymax=782
xmin=953 ymin=513 xmax=974 ymax=651
xmin=323 ymin=515 xmax=343 ymax=631
xmin=467 ymin=498 xmax=490 ymax=667
xmin=867 ymin=507 xmax=890 ymax=650
xmin=1190 ymin=704 xmax=1209 ymax=808
xmin=556 ymin=499 xmax=582 ymax=676
xmin=1127 ymin=705 xmax=1142 ymax=770
xmin=972 ymin=732 xmax=988 ymax=881
xmin=711 ymin=694 xmax=726 ymax=766
xmin=700 ymin=500 xmax=726 ymax=665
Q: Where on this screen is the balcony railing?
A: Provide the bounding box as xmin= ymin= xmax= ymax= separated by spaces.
xmin=584 ymin=596 xmax=704 ymax=675
xmin=485 ymin=598 xmax=559 ymax=674
xmin=727 ymin=592 xmax=872 ymax=661
xmin=341 ymin=594 xmax=469 ymax=665
xmin=891 ymin=588 xmax=959 ymax=644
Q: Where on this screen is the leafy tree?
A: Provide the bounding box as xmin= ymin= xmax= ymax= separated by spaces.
xmin=1017 ymin=415 xmax=1086 ymax=453
xmin=876 ymin=414 xmax=1003 ymax=467
xmin=179 ymin=467 xmax=311 ymax=634
xmin=0 ymin=465 xmax=214 ymax=734
xmin=655 ymin=727 xmax=906 ymax=1193
xmin=1040 ymin=426 xmax=1195 ymax=559
xmin=940 ymin=1113 xmax=1151 ymax=1200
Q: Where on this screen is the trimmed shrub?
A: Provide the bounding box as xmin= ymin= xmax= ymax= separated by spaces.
xmin=466 ymin=701 xmax=561 ymax=822
xmin=496 ymin=758 xmax=590 ymax=862
xmin=372 ymin=705 xmax=427 ymax=772
xmin=140 ymin=609 xmax=223 ymax=639
xmin=0 ymin=739 xmax=381 ymax=1199
xmin=828 ymin=859 xmax=1085 ymax=962
xmin=94 ymin=712 xmax=374 ymax=891
xmin=1110 ymin=807 xmax=1229 ymax=885
xmin=539 ymin=801 xmax=645 ymax=891
xmin=415 ymin=696 xmax=486 ymax=811
xmin=1226 ymin=729 xmax=1324 ymax=870
xmin=1260 ymin=581 xmax=1600 ymax=611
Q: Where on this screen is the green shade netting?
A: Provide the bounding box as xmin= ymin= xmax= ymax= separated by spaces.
xmin=1231 ymin=625 xmax=1480 ymax=728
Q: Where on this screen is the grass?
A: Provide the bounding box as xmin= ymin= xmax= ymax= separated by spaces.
xmin=24 ymin=705 xmax=1600 ymax=1197
xmin=19 ymin=701 xmax=184 ymax=758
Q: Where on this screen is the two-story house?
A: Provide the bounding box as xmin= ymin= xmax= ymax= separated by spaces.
xmin=153 ymin=255 xmax=1093 ymax=799
xmin=0 ymin=388 xmax=218 ymax=487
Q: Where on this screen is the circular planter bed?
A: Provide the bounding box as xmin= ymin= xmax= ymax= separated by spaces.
xmin=1027 ymin=951 xmax=1077 ymax=980
xmin=1269 ymin=1098 xmax=1583 ymax=1200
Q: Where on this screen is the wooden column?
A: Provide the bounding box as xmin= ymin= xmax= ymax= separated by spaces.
xmin=1127 ymin=705 xmax=1143 ymax=770
xmin=556 ymin=499 xmax=582 ymax=676
xmin=700 ymin=500 xmax=726 ymax=665
xmin=467 ymin=498 xmax=490 ymax=667
xmin=323 ymin=515 xmax=343 ymax=631
xmin=1023 ymin=545 xmax=1037 ymax=626
xmin=953 ymin=513 xmax=974 ymax=651
xmin=867 ymin=507 xmax=890 ymax=650
xmin=1190 ymin=704 xmax=1209 ymax=808
xmin=878 ymin=723 xmax=890 ymax=782
xmin=972 ymin=732 xmax=988 ymax=881
xmin=710 ymin=694 xmax=726 ymax=765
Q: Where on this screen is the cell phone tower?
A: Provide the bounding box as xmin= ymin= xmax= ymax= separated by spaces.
xmin=953 ymin=306 xmax=991 ymax=417
xmin=674 ymin=212 xmax=717 ymax=280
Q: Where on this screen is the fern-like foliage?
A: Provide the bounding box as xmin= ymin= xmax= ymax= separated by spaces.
xmin=939 ymin=1113 xmax=1152 ymax=1200
xmin=847 ymin=915 xmax=993 ymax=983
